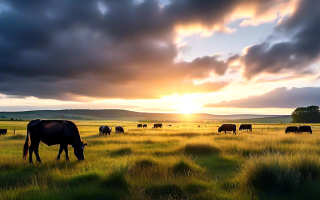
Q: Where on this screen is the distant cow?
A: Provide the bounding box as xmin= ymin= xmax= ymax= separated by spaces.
xmin=154 ymin=123 xmax=163 ymax=128
xmin=23 ymin=120 xmax=87 ymax=163
xmin=218 ymin=124 xmax=236 ymax=135
xmin=137 ymin=124 xmax=142 ymax=128
xmin=285 ymin=126 xmax=298 ymax=134
xmin=239 ymin=124 xmax=252 ymax=132
xmin=115 ymin=126 xmax=124 ymax=133
xmin=298 ymin=125 xmax=312 ymax=134
xmin=99 ymin=126 xmax=112 ymax=135
xmin=168 ymin=125 xmax=172 ymax=127
xmin=198 ymin=125 xmax=200 ymax=128
xmin=0 ymin=129 xmax=7 ymax=135
xmin=143 ymin=124 xmax=147 ymax=128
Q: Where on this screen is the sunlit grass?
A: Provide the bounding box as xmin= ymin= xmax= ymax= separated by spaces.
xmin=0 ymin=120 xmax=320 ymax=199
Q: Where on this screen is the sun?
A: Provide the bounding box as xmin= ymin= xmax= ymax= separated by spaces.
xmin=177 ymin=101 xmax=199 ymax=114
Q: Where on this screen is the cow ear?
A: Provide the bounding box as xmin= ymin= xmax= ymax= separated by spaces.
xmin=84 ymin=143 xmax=88 ymax=146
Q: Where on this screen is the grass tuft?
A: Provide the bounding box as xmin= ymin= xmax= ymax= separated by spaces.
xmin=172 ymin=159 xmax=203 ymax=175
xmin=145 ymin=183 xmax=185 ymax=199
xmin=103 ymin=166 xmax=129 ymax=190
xmin=242 ymin=154 xmax=320 ymax=196
xmin=134 ymin=158 xmax=158 ymax=168
xmin=69 ymin=171 xmax=103 ymax=186
xmin=110 ymin=148 xmax=133 ymax=156
xmin=181 ymin=143 xmax=220 ymax=155
xmin=184 ymin=182 xmax=207 ymax=194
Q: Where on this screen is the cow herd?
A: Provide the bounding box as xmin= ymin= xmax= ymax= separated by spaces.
xmin=0 ymin=120 xmax=314 ymax=164
xmin=217 ymin=124 xmax=312 ymax=135
xmin=136 ymin=123 xmax=162 ymax=128
xmin=285 ymin=125 xmax=312 ymax=134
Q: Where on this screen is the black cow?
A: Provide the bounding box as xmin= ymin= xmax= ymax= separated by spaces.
xmin=99 ymin=126 xmax=112 ymax=135
xmin=115 ymin=126 xmax=124 ymax=133
xmin=239 ymin=124 xmax=252 ymax=132
xmin=218 ymin=124 xmax=236 ymax=135
xmin=298 ymin=125 xmax=312 ymax=134
xmin=143 ymin=124 xmax=147 ymax=128
xmin=0 ymin=129 xmax=7 ymax=135
xmin=23 ymin=120 xmax=87 ymax=163
xmin=285 ymin=126 xmax=298 ymax=134
xmin=154 ymin=123 xmax=162 ymax=128
xmin=137 ymin=124 xmax=142 ymax=128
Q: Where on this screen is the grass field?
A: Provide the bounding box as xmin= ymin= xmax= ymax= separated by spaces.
xmin=1 ymin=120 xmax=320 ymax=200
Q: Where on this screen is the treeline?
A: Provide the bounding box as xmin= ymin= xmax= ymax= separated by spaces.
xmin=291 ymin=105 xmax=320 ymax=123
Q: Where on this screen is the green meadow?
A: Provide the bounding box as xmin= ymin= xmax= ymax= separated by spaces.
xmin=1 ymin=120 xmax=320 ymax=200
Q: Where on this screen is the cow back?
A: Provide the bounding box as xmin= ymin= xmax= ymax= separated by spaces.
xmin=27 ymin=120 xmax=81 ymax=146
xmin=220 ymin=124 xmax=236 ymax=131
xmin=0 ymin=129 xmax=7 ymax=135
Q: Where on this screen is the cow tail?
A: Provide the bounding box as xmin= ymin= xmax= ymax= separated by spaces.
xmin=23 ymin=129 xmax=30 ymax=159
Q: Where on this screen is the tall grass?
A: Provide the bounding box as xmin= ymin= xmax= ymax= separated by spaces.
xmin=242 ymin=154 xmax=320 ymax=198
xmin=0 ymin=120 xmax=320 ymax=199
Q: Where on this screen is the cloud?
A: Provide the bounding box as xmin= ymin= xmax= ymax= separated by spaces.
xmin=0 ymin=0 xmax=295 ymax=100
xmin=242 ymin=0 xmax=320 ymax=79
xmin=205 ymin=87 xmax=320 ymax=108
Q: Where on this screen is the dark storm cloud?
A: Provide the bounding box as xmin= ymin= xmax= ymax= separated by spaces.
xmin=0 ymin=0 xmax=290 ymax=100
xmin=205 ymin=87 xmax=320 ymax=108
xmin=242 ymin=0 xmax=320 ymax=79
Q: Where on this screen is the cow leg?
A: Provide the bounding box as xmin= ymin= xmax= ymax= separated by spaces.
xmin=34 ymin=142 xmax=42 ymax=163
xmin=56 ymin=145 xmax=64 ymax=160
xmin=29 ymin=143 xmax=34 ymax=164
xmin=64 ymin=145 xmax=70 ymax=161
xmin=224 ymin=131 xmax=226 ymax=135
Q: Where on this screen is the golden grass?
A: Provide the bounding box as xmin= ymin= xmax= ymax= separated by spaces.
xmin=0 ymin=120 xmax=320 ymax=199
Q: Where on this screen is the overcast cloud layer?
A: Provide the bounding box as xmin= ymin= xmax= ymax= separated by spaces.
xmin=0 ymin=0 xmax=318 ymax=101
xmin=205 ymin=87 xmax=320 ymax=108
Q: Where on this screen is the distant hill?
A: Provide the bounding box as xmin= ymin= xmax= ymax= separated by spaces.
xmin=0 ymin=109 xmax=289 ymax=122
xmin=225 ymin=116 xmax=292 ymax=123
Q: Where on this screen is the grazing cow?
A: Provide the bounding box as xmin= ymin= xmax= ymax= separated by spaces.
xmin=115 ymin=126 xmax=124 ymax=133
xmin=218 ymin=124 xmax=237 ymax=135
xmin=168 ymin=125 xmax=172 ymax=127
xmin=99 ymin=126 xmax=112 ymax=135
xmin=285 ymin=126 xmax=298 ymax=134
xmin=0 ymin=129 xmax=7 ymax=135
xmin=239 ymin=124 xmax=252 ymax=132
xmin=153 ymin=123 xmax=162 ymax=128
xmin=198 ymin=125 xmax=200 ymax=128
xmin=23 ymin=120 xmax=87 ymax=163
xmin=143 ymin=124 xmax=147 ymax=128
xmin=298 ymin=125 xmax=312 ymax=134
xmin=137 ymin=124 xmax=142 ymax=128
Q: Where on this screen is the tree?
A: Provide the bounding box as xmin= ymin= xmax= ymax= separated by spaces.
xmin=291 ymin=105 xmax=320 ymax=123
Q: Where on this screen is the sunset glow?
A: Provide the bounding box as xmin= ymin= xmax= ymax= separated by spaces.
xmin=0 ymin=0 xmax=319 ymax=115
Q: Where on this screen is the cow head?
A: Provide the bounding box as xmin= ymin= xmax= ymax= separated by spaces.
xmin=72 ymin=141 xmax=87 ymax=161
xmin=218 ymin=127 xmax=222 ymax=132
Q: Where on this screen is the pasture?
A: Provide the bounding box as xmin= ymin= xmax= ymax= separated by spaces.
xmin=1 ymin=120 xmax=320 ymax=200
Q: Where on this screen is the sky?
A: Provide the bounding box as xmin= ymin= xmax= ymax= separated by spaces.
xmin=0 ymin=0 xmax=320 ymax=115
